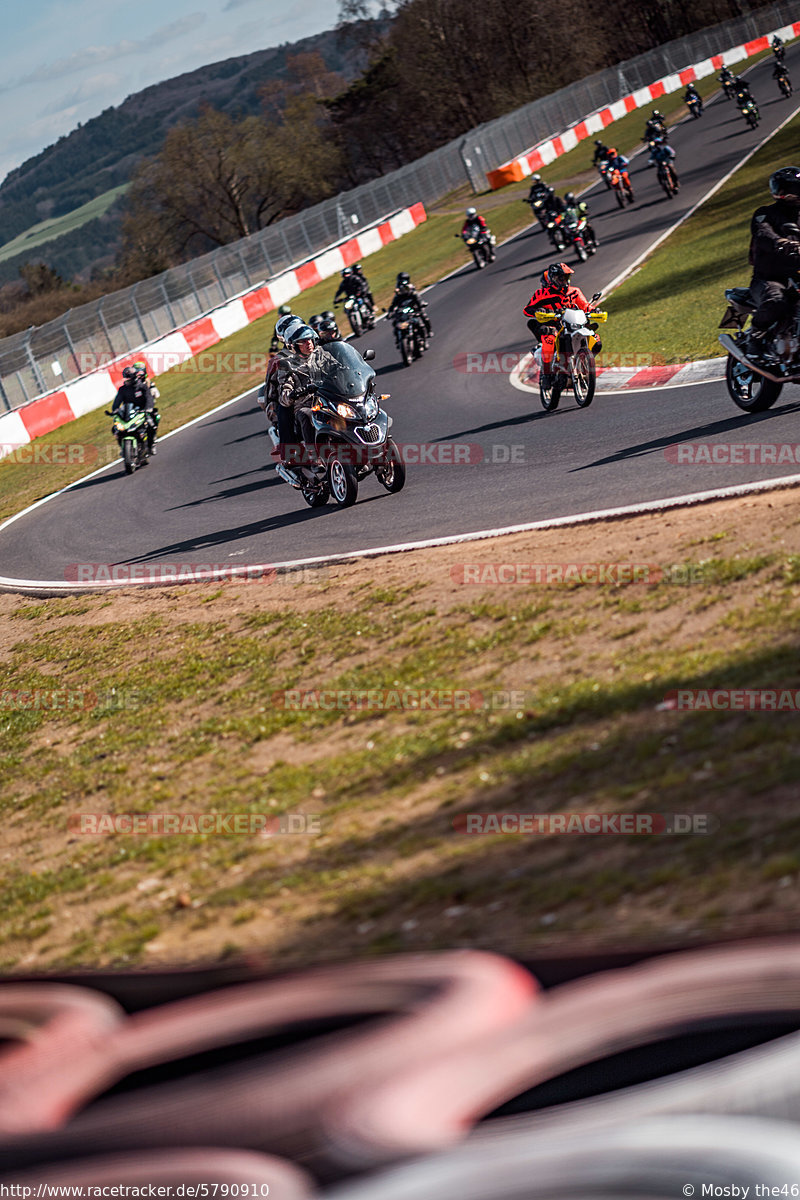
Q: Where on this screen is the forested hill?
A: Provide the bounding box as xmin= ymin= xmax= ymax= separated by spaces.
xmin=0 ymin=20 xmax=381 ymax=249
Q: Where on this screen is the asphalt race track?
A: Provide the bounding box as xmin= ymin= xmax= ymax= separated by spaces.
xmin=2 ymin=51 xmax=800 ymax=585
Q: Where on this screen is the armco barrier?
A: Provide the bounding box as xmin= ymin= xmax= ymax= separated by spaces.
xmin=486 ymin=20 xmax=800 ymax=187
xmin=0 ymin=204 xmax=426 ymax=462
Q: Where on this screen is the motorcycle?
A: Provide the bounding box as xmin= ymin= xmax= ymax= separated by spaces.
xmin=458 ymin=227 xmax=495 ymax=269
xmin=561 ymin=208 xmax=597 ymax=262
xmin=657 ymin=160 xmax=679 ymax=199
xmin=718 ymin=282 xmax=800 ymax=412
xmin=720 ymin=76 xmax=737 ymax=100
xmin=772 ymin=41 xmax=786 ymax=63
xmin=337 ymin=294 xmax=375 ymax=337
xmin=532 ymin=293 xmax=608 ymax=412
xmin=267 ymin=342 xmax=405 ymax=508
xmin=740 ymin=98 xmax=760 ymax=128
xmin=392 ymin=304 xmax=427 ymax=366
xmin=526 ymin=195 xmax=566 ymax=248
xmin=610 ymin=165 xmax=634 ymax=208
xmin=105 ymin=402 xmax=157 ymax=474
xmin=777 ymin=72 xmax=793 ymax=98
xmin=687 ymin=94 xmax=703 ymax=118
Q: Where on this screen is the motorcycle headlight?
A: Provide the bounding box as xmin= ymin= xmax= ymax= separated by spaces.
xmin=336 ymin=402 xmax=359 ymax=419
xmin=363 ymin=395 xmax=378 ymax=419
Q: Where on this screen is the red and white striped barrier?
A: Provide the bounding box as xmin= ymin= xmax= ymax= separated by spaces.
xmin=487 ymin=23 xmax=800 ymax=188
xmin=509 ymin=353 xmax=726 ymax=395
xmin=0 ymin=203 xmax=426 ymax=462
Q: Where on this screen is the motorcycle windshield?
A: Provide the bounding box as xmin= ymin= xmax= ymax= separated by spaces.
xmin=562 ymin=308 xmax=588 ymax=325
xmin=308 ymin=341 xmax=375 ymax=401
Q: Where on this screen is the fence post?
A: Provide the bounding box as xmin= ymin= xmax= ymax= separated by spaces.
xmin=130 ymin=289 xmax=148 ymax=342
xmin=159 ymin=279 xmax=178 ymax=328
xmin=61 ymin=319 xmax=82 ymax=377
xmin=97 ymin=302 xmax=116 ymax=358
xmin=22 ymin=329 xmax=47 ymax=396
xmin=0 ymin=375 xmax=11 ymax=413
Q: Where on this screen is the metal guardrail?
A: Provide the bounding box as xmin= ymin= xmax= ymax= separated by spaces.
xmin=0 ymin=0 xmax=797 ymax=414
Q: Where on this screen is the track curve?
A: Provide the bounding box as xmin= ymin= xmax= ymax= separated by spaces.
xmin=3 ymin=51 xmax=800 ymax=589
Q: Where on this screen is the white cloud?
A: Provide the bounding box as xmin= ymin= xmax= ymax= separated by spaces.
xmin=37 ymin=73 xmax=119 ymax=118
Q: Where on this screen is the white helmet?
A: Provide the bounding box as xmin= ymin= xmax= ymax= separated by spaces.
xmin=532 ymin=173 xmax=542 ymax=182
xmin=466 ymin=207 xmax=477 ymax=218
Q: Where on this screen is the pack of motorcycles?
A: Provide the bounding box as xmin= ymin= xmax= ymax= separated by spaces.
xmin=114 ymin=48 xmax=800 ymax=505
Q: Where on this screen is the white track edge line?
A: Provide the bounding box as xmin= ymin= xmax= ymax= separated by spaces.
xmin=4 ymin=473 xmax=800 ymax=595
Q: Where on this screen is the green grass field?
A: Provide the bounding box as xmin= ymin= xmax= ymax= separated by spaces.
xmin=0 ymin=185 xmax=128 ymax=264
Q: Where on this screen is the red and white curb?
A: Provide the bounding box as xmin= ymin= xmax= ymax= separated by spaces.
xmin=0 ymin=203 xmax=426 ymax=464
xmin=486 ymin=22 xmax=799 ymax=188
xmin=509 ymin=353 xmax=726 ymax=396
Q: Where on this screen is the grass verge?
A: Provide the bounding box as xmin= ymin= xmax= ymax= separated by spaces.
xmin=1 ymin=488 xmax=800 ymax=968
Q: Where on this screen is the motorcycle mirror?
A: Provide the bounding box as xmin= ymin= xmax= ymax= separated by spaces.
xmin=591 ymin=291 xmax=602 ymax=302
xmin=104 ymin=410 xmax=113 ymax=416
xmin=363 ymin=349 xmax=376 ymax=361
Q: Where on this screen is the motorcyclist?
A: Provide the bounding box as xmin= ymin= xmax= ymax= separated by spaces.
xmin=744 ymin=166 xmax=800 ymax=362
xmin=460 ymin=207 xmax=496 ymax=261
xmin=773 ymin=59 xmax=792 ymax=91
xmin=643 ymin=110 xmax=667 ymax=144
xmin=562 ymin=193 xmax=598 ymax=251
xmin=684 ymin=82 xmax=703 ymax=112
xmin=269 ymin=304 xmax=295 ymax=355
xmin=318 ymin=317 xmax=342 ymax=344
xmin=772 ymin=34 xmax=785 ymax=60
xmin=351 ymin=262 xmax=375 ymax=309
xmin=734 ymin=76 xmax=755 ymax=109
xmin=651 ymin=137 xmax=679 ymax=189
xmin=522 ymin=262 xmax=600 ymax=382
xmin=719 ymin=64 xmax=738 ymax=94
xmin=386 ymin=271 xmax=433 ymax=339
xmin=111 ymin=360 xmax=160 ymax=455
xmin=592 ymin=140 xmax=610 ymax=165
xmin=308 ymin=314 xmax=325 ymax=336
xmin=606 ymin=147 xmax=632 ymax=190
xmin=333 ymin=266 xmax=370 ymax=310
xmin=527 ymin=174 xmax=550 ymax=203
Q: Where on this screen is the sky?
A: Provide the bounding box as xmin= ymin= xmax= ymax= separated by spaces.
xmin=0 ymin=0 xmax=341 ymax=183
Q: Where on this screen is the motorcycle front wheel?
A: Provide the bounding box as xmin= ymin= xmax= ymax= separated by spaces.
xmin=302 ymin=482 xmax=330 ymax=507
xmin=539 ymin=371 xmax=561 ymax=412
xmin=375 ymin=438 xmax=406 ymax=494
xmin=725 ymin=354 xmax=782 ymax=412
xmin=328 ymin=456 xmax=359 ymax=507
xmin=123 ymin=440 xmax=135 ymax=474
xmin=400 ymin=335 xmax=411 ymax=366
xmin=575 ymin=241 xmax=588 ymax=262
xmin=573 ymin=349 xmax=597 ymax=407
xmin=348 ymin=310 xmax=362 ymax=336
xmin=615 ymin=187 xmax=625 ymax=209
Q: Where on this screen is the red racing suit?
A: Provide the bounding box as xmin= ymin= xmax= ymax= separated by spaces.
xmin=523 ymin=284 xmax=593 ymax=368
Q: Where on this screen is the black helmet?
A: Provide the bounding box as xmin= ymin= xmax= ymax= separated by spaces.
xmin=354 ymin=262 xmax=362 ymax=270
xmin=278 ymin=304 xmax=292 ymax=316
xmin=341 ymin=267 xmax=352 ymax=277
xmin=308 ymin=314 xmax=324 ymax=330
xmin=319 ymin=319 xmax=340 ymax=338
xmin=652 ymin=109 xmax=663 ymax=119
xmin=769 ymin=166 xmax=800 ymax=203
xmin=122 ymin=366 xmax=138 ymax=382
xmin=565 ymin=192 xmax=575 ymax=204
xmin=547 ymin=262 xmax=574 ymax=293
xmin=322 ymin=310 xmax=335 ymax=321
xmin=396 ymin=272 xmax=410 ymax=287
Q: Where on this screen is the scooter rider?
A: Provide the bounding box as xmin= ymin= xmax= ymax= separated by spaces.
xmin=111 ymin=361 xmax=160 ymax=455
xmin=273 ymin=323 xmax=324 ymax=470
xmin=745 ymin=166 xmax=800 ymax=362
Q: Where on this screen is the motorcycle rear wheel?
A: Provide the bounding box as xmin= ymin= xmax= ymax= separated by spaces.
xmin=573 ymin=349 xmax=596 ymax=407
xmin=539 ymin=372 xmax=561 ymax=412
xmin=725 ymin=353 xmax=782 ymax=412
xmin=303 ymin=483 xmax=330 ymax=508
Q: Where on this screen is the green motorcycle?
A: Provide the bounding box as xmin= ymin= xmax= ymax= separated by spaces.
xmin=106 ymin=402 xmax=158 ymax=474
